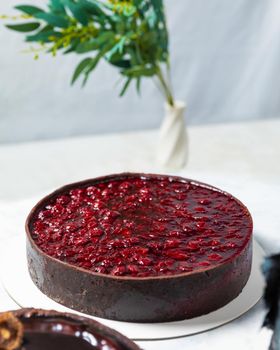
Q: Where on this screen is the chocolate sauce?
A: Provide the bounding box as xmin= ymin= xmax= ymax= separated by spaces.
xmin=19 ymin=316 xmax=121 ymax=350
xmin=22 ymin=332 xmax=96 ymax=350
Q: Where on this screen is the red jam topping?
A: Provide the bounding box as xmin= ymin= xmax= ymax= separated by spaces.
xmin=31 ymin=176 xmax=252 ymax=277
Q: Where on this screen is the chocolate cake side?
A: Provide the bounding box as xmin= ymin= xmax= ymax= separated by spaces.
xmin=26 ymin=235 xmax=252 ymax=322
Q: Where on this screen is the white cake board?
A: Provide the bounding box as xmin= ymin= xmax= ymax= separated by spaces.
xmin=0 ymin=236 xmax=265 ymax=340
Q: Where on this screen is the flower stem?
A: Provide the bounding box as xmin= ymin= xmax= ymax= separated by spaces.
xmin=156 ymin=65 xmax=174 ymax=106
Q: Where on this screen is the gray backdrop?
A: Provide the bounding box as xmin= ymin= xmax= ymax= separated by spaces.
xmin=0 ymin=0 xmax=279 ymax=144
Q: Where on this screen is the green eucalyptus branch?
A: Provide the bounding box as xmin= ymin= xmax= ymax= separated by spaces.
xmin=4 ymin=0 xmax=174 ymax=105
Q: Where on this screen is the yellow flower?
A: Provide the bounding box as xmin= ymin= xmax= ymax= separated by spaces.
xmin=0 ymin=14 xmax=32 ymax=20
xmin=108 ymin=0 xmax=136 ymax=16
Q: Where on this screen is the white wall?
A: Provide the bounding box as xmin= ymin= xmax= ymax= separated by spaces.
xmin=0 ymin=0 xmax=280 ymax=143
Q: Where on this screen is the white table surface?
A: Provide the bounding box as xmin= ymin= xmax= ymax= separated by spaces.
xmin=0 ymin=118 xmax=279 ymax=349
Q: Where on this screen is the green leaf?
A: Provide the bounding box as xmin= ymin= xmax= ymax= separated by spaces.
xmin=64 ymin=46 xmax=76 ymax=54
xmin=76 ymin=31 xmax=115 ymax=53
xmin=82 ymin=55 xmax=101 ymax=86
xmin=105 ymin=45 xmax=132 ymax=68
xmin=136 ymin=77 xmax=141 ymax=95
xmin=38 ymin=24 xmax=53 ymax=32
xmin=63 ymin=38 xmax=80 ymax=54
xmin=69 ymin=0 xmax=108 ymax=26
xmin=134 ymin=0 xmax=142 ymax=6
xmin=71 ymin=57 xmax=93 ymax=85
xmin=49 ymin=0 xmax=66 ymax=14
xmin=119 ymin=77 xmax=132 ymax=97
xmin=62 ymin=0 xmax=89 ymax=25
xmin=122 ymin=65 xmax=157 ymax=78
xmin=105 ymin=36 xmax=126 ymax=60
xmin=6 ymin=22 xmax=40 ymax=32
xmin=108 ymin=59 xmax=131 ymax=69
xmin=96 ymin=31 xmax=115 ymax=44
xmin=127 ymin=48 xmax=139 ymax=66
xmin=76 ymin=40 xmax=99 ymax=53
xmin=82 ymin=0 xmax=107 ymax=16
xmin=147 ymin=10 xmax=157 ymax=28
xmin=35 ymin=12 xmax=69 ymax=28
xmin=123 ymin=5 xmax=136 ymax=17
xmin=150 ymin=0 xmax=164 ymax=21
xmin=26 ymin=30 xmax=62 ymax=43
xmin=15 ymin=5 xmax=44 ymax=16
xmin=82 ymin=0 xmax=113 ymax=25
xmin=80 ymin=42 xmax=115 ymax=86
xmin=115 ymin=20 xmax=126 ymax=34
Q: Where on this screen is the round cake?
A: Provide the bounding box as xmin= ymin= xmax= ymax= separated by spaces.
xmin=26 ymin=173 xmax=253 ymax=322
xmin=0 ymin=308 xmax=139 ymax=349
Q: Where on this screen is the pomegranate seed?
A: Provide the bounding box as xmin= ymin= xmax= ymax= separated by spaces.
xmin=208 ymin=253 xmax=222 ymax=261
xmin=111 ymin=266 xmax=126 ymax=276
xmin=198 ymin=261 xmax=211 ymax=267
xmin=137 ymin=257 xmax=153 ymax=266
xmin=194 ymin=207 xmax=206 ymax=212
xmin=56 ymin=195 xmax=71 ymax=205
xmin=127 ymin=264 xmax=139 ymax=273
xmin=165 ymin=251 xmax=188 ymax=260
xmin=199 ymin=199 xmax=211 ymax=205
xmin=168 ymin=230 xmax=181 ymax=237
xmin=186 ymin=240 xmax=200 ymax=251
xmin=120 ymin=228 xmax=132 ymax=237
xmin=90 ymin=227 xmax=103 ymax=237
xmin=196 ymin=221 xmax=206 ymax=229
xmin=134 ymin=247 xmax=149 ymax=255
xmin=164 ymin=239 xmax=180 ymax=249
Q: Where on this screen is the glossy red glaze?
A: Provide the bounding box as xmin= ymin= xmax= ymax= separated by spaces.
xmin=31 ymin=175 xmax=252 ymax=278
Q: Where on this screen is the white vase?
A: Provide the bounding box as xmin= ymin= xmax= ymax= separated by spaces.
xmin=156 ymin=100 xmax=188 ymax=169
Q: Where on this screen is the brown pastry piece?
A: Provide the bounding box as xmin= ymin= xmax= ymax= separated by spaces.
xmin=0 ymin=312 xmax=23 ymax=350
